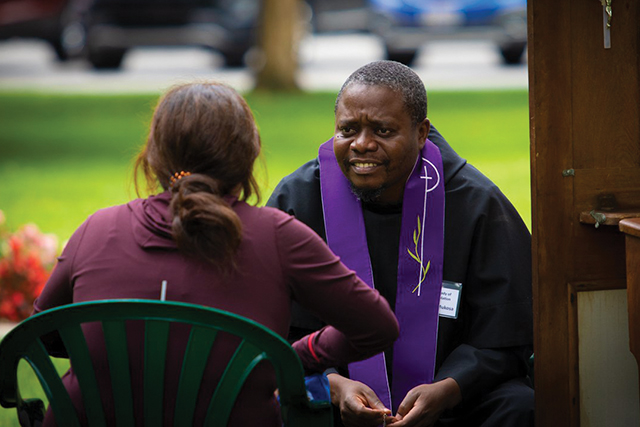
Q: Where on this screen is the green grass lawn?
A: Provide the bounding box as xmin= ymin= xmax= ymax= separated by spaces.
xmin=0 ymin=89 xmax=530 ymax=243
xmin=0 ymin=88 xmax=530 ymax=425
xmin=0 ymin=359 xmax=70 ymax=426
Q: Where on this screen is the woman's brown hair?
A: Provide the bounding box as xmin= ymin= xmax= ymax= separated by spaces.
xmin=134 ymin=82 xmax=261 ymax=268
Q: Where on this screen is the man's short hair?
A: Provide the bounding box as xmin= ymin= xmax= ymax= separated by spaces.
xmin=335 ymin=60 xmax=427 ymax=126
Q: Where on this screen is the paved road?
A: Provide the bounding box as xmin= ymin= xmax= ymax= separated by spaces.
xmin=0 ymin=33 xmax=528 ymax=93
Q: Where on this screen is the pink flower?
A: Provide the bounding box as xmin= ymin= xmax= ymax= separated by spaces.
xmin=39 ymin=234 xmax=59 ymax=265
xmin=21 ymin=223 xmax=43 ymax=242
xmin=0 ymin=216 xmax=58 ymax=321
xmin=8 ymin=235 xmax=23 ymax=257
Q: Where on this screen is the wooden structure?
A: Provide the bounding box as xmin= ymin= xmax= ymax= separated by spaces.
xmin=529 ymin=0 xmax=640 ymax=425
xmin=621 ymin=218 xmax=640 ymax=396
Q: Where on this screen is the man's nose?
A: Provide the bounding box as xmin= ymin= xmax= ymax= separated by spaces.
xmin=351 ymin=130 xmax=376 ymax=152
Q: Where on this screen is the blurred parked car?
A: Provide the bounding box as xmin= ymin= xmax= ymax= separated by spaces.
xmin=0 ymin=0 xmax=259 ymax=69
xmin=368 ymin=0 xmax=527 ymax=66
xmin=82 ymin=0 xmax=260 ymax=69
xmin=0 ymin=0 xmax=88 ymax=60
xmin=306 ymin=0 xmax=369 ymax=33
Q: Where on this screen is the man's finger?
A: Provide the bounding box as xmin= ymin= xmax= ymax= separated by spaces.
xmin=343 ymin=398 xmax=389 ymax=426
xmin=351 ymin=395 xmax=390 ymax=417
xmin=362 ymin=389 xmax=391 ymax=413
xmin=395 ymin=392 xmax=418 ymax=418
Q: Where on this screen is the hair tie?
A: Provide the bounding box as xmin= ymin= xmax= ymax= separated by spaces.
xmin=169 ymin=171 xmax=191 ymax=188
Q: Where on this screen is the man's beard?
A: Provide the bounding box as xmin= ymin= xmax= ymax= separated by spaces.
xmin=349 ymin=182 xmax=388 ymax=204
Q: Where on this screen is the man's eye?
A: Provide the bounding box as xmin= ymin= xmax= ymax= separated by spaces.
xmin=377 ymin=128 xmax=391 ymax=135
xmin=340 ymin=127 xmax=355 ymax=135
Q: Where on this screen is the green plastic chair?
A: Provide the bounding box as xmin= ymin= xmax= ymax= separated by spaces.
xmin=0 ymin=299 xmax=333 ymax=427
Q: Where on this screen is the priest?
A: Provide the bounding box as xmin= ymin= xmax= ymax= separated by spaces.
xmin=267 ymin=60 xmax=534 ymax=427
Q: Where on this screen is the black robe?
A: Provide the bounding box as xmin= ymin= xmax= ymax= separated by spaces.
xmin=266 ymin=126 xmax=533 ymax=405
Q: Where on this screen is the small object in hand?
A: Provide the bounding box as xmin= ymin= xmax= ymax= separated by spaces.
xmin=383 ymin=413 xmax=387 ymax=427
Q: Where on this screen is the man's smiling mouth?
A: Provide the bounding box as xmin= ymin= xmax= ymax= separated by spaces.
xmin=353 ymin=162 xmax=378 ymax=168
xmin=347 ymin=160 xmax=385 ymax=175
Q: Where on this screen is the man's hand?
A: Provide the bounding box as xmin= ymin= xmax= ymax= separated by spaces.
xmin=389 ymin=378 xmax=461 ymax=427
xmin=328 ymin=373 xmax=392 ymax=427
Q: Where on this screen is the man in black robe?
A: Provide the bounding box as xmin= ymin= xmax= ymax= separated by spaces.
xmin=267 ymin=60 xmax=533 ymax=427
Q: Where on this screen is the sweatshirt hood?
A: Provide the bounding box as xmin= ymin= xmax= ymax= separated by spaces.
xmin=129 ymin=191 xmax=176 ymax=250
xmin=128 ymin=191 xmax=241 ymax=250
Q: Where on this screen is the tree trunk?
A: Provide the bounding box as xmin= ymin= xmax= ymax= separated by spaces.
xmin=254 ymin=0 xmax=301 ymax=92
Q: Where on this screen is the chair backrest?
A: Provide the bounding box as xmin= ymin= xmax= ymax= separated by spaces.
xmin=0 ymin=299 xmax=332 ymax=427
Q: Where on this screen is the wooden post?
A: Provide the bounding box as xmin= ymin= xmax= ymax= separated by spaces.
xmin=254 ymin=0 xmax=301 ymax=92
xmin=620 ymin=218 xmax=640 ymax=394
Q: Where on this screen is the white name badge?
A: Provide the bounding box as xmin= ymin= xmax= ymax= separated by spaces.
xmin=439 ymin=281 xmax=462 ymax=319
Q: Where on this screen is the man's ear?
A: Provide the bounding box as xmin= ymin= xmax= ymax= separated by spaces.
xmin=418 ymin=118 xmax=431 ymax=148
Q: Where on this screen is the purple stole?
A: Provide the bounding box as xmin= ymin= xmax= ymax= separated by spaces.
xmin=318 ymin=138 xmax=445 ymax=412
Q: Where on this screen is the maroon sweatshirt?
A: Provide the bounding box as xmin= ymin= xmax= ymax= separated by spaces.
xmin=34 ymin=191 xmax=398 ymax=426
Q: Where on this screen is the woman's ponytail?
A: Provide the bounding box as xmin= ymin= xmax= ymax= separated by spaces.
xmin=169 ymin=174 xmax=242 ymax=269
